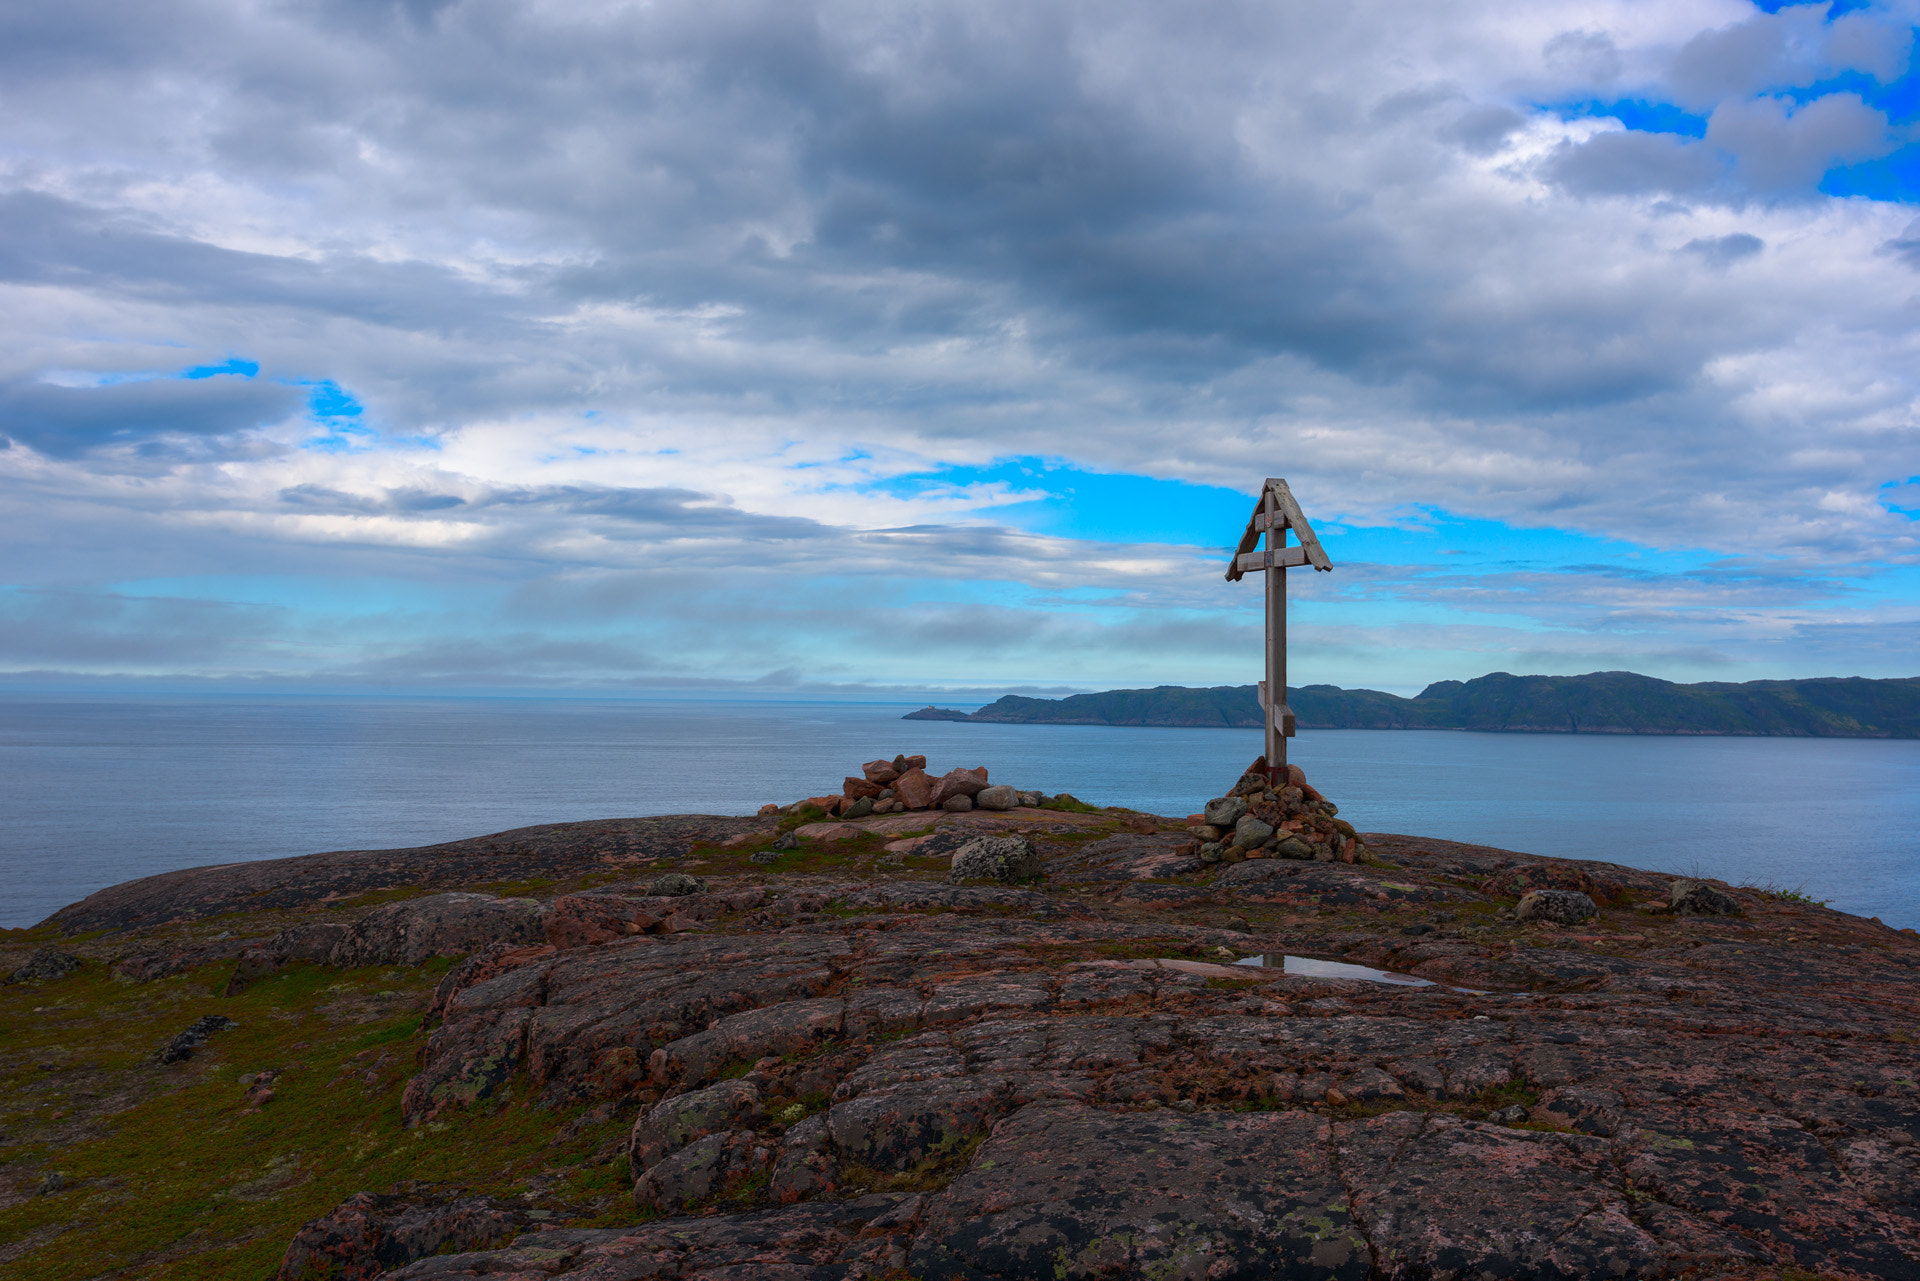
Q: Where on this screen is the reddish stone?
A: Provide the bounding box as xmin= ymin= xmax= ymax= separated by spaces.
xmin=843 ymin=777 xmax=883 ymax=800
xmin=893 ymin=768 xmax=936 ymax=809
xmin=802 ymin=796 xmax=842 ymax=814
xmin=902 ymin=754 xmax=926 ymax=770
xmin=862 ymin=760 xmax=901 ymax=785
xmin=544 ymin=896 xmax=660 ymax=949
xmin=929 ymin=767 xmax=989 ymax=807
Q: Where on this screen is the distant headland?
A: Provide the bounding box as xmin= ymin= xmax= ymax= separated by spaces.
xmin=905 ymin=669 xmax=1920 ymax=737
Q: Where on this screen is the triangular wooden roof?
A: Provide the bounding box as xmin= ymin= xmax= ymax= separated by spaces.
xmin=1225 ymin=477 xmax=1332 ymax=581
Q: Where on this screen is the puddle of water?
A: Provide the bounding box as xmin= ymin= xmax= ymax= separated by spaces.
xmin=1235 ymin=953 xmax=1490 ymax=995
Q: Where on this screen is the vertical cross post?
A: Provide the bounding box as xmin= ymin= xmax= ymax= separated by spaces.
xmin=1225 ymin=478 xmax=1332 ymax=782
xmin=1265 ymin=489 xmax=1286 ymax=775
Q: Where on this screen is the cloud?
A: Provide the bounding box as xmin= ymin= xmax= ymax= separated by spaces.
xmin=1681 ymin=232 xmax=1763 ymax=267
xmin=0 ymin=372 xmax=304 ymax=457
xmin=1540 ymin=127 xmax=1725 ymax=198
xmin=0 ymin=0 xmax=1917 ymax=692
xmin=1705 ymin=92 xmax=1895 ymax=193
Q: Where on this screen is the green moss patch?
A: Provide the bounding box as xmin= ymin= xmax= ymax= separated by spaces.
xmin=0 ymin=957 xmax=639 ymax=1281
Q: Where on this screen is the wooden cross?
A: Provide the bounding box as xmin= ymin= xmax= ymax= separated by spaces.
xmin=1225 ymin=478 xmax=1332 ymax=775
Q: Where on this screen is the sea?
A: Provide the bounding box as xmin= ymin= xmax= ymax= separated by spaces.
xmin=3 ymin=695 xmax=1917 ymax=931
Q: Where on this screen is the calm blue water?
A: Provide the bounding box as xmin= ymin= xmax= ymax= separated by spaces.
xmin=2 ymin=696 xmax=1916 ymax=931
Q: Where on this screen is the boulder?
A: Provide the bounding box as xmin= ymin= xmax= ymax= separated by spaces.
xmin=975 ymin=785 xmax=1019 ymax=811
xmin=7 ymin=948 xmax=79 ymax=984
xmin=893 ymin=768 xmax=936 ymax=810
xmin=941 ymin=795 xmax=974 ymax=812
xmin=948 ymin=836 xmax=1043 ymax=885
xmin=842 ymin=796 xmax=875 ymax=819
xmin=929 ymin=767 xmax=989 ymax=807
xmin=649 ymin=873 xmax=707 ymax=897
xmin=1515 ymin=889 xmax=1598 ymax=925
xmin=1669 ymin=879 xmax=1739 ymax=917
xmin=843 ymin=776 xmax=883 ymax=800
xmin=1204 ymin=797 xmax=1249 ymax=828
xmin=1275 ymin=836 xmax=1315 ymax=860
xmin=862 ymin=760 xmax=901 ymax=785
xmin=1233 ymin=816 xmax=1275 ymax=847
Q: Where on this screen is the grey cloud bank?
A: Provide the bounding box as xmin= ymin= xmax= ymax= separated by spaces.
xmin=0 ymin=0 xmax=1916 ymax=691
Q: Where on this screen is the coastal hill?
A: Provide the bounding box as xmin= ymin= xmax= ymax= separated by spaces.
xmin=906 ymin=669 xmax=1920 ymax=737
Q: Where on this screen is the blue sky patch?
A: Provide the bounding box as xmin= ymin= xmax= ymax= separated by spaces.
xmin=181 ymin=358 xmax=260 ymax=380
xmin=1556 ymin=99 xmax=1708 ymax=138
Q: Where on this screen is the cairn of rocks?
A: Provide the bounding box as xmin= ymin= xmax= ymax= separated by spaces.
xmin=763 ymin=754 xmax=1053 ymax=820
xmin=1187 ymin=755 xmax=1365 ymax=866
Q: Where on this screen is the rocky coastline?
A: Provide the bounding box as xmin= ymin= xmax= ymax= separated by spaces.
xmin=3 ymin=756 xmax=1919 ymax=1280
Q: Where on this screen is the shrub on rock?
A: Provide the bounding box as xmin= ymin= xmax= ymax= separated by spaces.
xmin=1515 ymin=889 xmax=1598 ymax=925
xmin=948 ymin=836 xmax=1043 ymax=885
xmin=1669 ymin=879 xmax=1739 ymax=916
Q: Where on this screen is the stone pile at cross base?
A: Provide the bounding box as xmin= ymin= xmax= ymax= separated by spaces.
xmin=16 ymin=755 xmax=1920 ymax=1281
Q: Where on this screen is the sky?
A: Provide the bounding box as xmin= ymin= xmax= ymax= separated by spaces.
xmin=1 ymin=0 xmax=1917 ymax=699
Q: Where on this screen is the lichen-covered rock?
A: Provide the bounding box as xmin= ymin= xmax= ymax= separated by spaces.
xmin=634 ymin=1130 xmax=775 ymax=1213
xmin=648 ymin=873 xmax=706 ymax=897
xmin=974 ymin=785 xmax=1019 ymax=811
xmin=543 ymin=894 xmax=656 ymax=948
xmin=632 ymin=1080 xmax=766 ymax=1170
xmin=1670 ymin=878 xmax=1740 ymax=916
xmin=1203 ymin=796 xmax=1248 ymax=828
xmin=909 ymin=1102 xmax=1371 ymax=1280
xmin=947 ymin=836 xmax=1043 ymax=885
xmin=1515 ymin=888 xmax=1598 ymax=925
xmin=7 ymin=948 xmax=79 ymax=983
xmin=380 ymin=1198 xmax=918 ymax=1281
xmin=275 ymin=1191 xmax=526 ymax=1281
xmin=328 ymin=893 xmax=547 ymax=968
xmin=1232 ymin=814 xmax=1275 ymax=847
xmin=153 ymin=1014 xmax=236 ymax=1065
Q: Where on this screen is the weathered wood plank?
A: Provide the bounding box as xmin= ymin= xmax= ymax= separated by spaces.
xmin=1234 ymin=546 xmax=1310 ymax=572
xmin=1267 ymin=477 xmax=1332 ymax=571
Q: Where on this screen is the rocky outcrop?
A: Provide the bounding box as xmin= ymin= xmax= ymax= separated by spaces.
xmin=378 ymin=1196 xmax=922 ymax=1279
xmin=363 ymin=778 xmax=1920 ymax=1280
xmin=153 ymin=1014 xmax=236 ymax=1065
xmin=47 ymin=813 xmax=760 ymax=934
xmin=17 ymin=753 xmax=1918 ymax=1281
xmin=225 ymin=893 xmax=549 ymax=992
xmin=6 ymin=948 xmax=79 ymax=983
xmin=276 ymin=1191 xmax=527 ymax=1280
